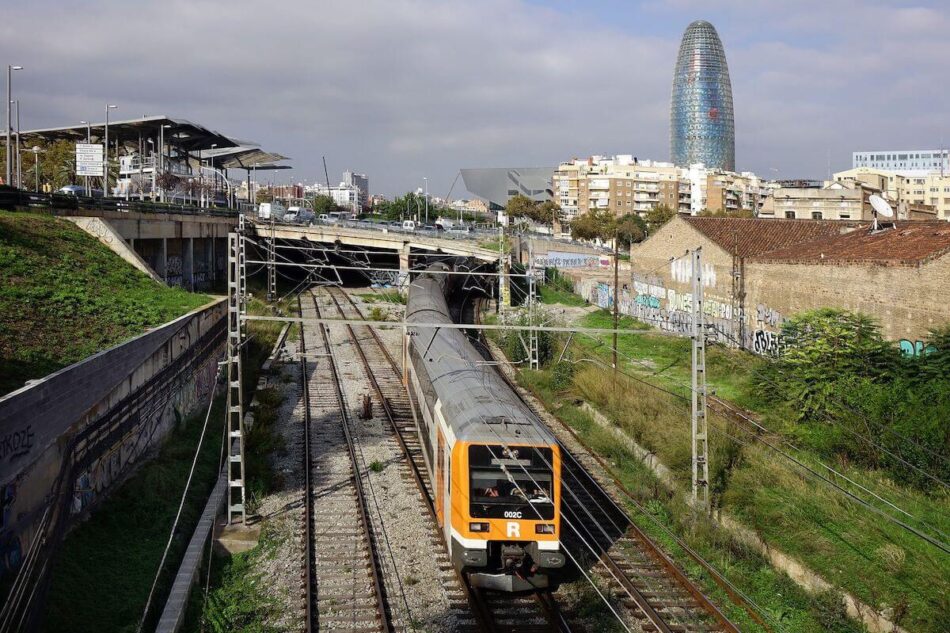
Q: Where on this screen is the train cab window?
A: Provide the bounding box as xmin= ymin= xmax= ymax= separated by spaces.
xmin=469 ymin=445 xmax=555 ymax=520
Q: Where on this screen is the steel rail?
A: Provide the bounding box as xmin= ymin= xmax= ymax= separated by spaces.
xmin=326 ymin=286 xmax=572 ymax=633
xmin=296 ymin=295 xmax=316 ymax=632
xmin=305 ymin=290 xmax=394 ymax=633
xmin=474 ymin=298 xmax=747 ymax=633
xmin=322 ymin=287 xmax=496 ymax=632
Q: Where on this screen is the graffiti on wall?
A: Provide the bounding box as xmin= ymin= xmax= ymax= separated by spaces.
xmin=0 ymin=425 xmax=34 ymax=465
xmin=899 ymin=339 xmax=937 ymax=357
xmin=536 ymin=251 xmax=602 ymax=269
xmin=670 ymin=258 xmax=717 ymax=287
xmin=581 ymin=272 xmax=789 ymax=353
xmin=166 ymin=256 xmax=183 ymax=276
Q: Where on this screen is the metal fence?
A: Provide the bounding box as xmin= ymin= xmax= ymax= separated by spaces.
xmin=0 ymin=187 xmax=236 ymax=218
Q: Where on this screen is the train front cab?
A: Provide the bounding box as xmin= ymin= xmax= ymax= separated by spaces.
xmin=446 ymin=441 xmax=566 ymax=592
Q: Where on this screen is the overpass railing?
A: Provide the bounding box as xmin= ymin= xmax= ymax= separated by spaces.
xmin=0 ymin=187 xmax=237 ymax=218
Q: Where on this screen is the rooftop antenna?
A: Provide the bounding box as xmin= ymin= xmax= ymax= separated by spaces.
xmin=869 ymin=194 xmax=894 ymax=232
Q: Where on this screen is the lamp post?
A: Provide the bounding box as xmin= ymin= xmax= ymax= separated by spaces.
xmin=80 ymin=120 xmax=92 ymax=196
xmin=209 ymin=143 xmax=217 ymax=206
xmin=158 ymin=123 xmax=171 ymax=202
xmin=5 ymin=65 xmax=22 ymax=187
xmin=423 ymin=177 xmax=429 ymax=224
xmin=14 ymin=99 xmax=21 ymax=189
xmin=30 ymin=145 xmax=42 ymax=192
xmin=103 ymin=104 xmax=117 ymax=196
xmin=147 ymin=138 xmax=156 ymax=200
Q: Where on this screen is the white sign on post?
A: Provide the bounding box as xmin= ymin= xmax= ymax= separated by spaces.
xmin=75 ymin=143 xmax=104 ymax=177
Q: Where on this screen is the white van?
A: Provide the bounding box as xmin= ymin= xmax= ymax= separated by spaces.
xmin=401 ymin=220 xmax=416 ymax=231
xmin=258 ymin=201 xmax=287 ymax=220
xmin=286 ymin=206 xmax=316 ymax=225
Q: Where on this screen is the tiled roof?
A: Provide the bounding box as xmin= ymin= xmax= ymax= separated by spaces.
xmin=682 ymin=217 xmax=847 ymax=257
xmin=751 ymin=222 xmax=950 ymax=266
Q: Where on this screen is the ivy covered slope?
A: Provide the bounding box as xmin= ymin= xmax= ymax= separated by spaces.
xmin=0 ymin=211 xmax=211 ymax=396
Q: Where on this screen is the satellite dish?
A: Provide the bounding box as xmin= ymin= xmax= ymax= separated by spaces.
xmin=869 ymin=194 xmax=894 ymax=218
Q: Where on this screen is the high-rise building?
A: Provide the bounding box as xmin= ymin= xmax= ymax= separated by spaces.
xmin=342 ymin=170 xmax=369 ymax=209
xmin=670 ymin=20 xmax=735 ymax=171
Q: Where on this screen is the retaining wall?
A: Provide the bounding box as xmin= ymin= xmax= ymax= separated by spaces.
xmin=0 ymin=299 xmax=226 ymax=582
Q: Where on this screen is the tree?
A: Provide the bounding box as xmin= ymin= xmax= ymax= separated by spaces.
xmin=615 ymin=213 xmax=647 ymax=249
xmin=506 ymin=195 xmax=561 ymax=227
xmin=311 ymin=194 xmax=342 ymax=215
xmin=644 ymin=203 xmax=676 ymax=234
xmin=569 ymin=208 xmax=614 ymax=242
xmin=506 ymin=194 xmax=536 ymax=219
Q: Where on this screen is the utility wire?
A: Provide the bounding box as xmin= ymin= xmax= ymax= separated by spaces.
xmin=136 ymin=366 xmax=222 ymax=633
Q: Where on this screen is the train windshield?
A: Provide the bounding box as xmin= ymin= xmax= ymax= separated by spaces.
xmin=469 ymin=445 xmax=555 ymax=520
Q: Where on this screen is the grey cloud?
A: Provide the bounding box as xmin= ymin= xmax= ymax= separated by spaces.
xmin=2 ymin=0 xmax=948 ymax=195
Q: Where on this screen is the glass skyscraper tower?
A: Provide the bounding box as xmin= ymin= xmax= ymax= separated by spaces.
xmin=670 ymin=20 xmax=735 ymax=171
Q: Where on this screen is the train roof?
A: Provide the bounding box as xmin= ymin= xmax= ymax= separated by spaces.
xmin=406 ymin=273 xmax=558 ymax=448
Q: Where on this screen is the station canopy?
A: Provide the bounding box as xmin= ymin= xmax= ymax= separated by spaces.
xmin=205 ymin=145 xmax=292 ymax=171
xmin=19 ymin=115 xmax=282 ymax=158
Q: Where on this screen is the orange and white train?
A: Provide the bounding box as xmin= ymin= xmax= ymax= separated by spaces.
xmin=405 ymin=264 xmax=566 ymax=592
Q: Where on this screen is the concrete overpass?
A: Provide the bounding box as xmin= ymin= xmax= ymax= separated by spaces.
xmin=52 ymin=206 xmax=505 ymax=289
xmin=248 ymin=220 xmax=503 ymax=277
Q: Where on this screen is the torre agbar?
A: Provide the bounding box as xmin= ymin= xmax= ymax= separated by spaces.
xmin=670 ymin=20 xmax=735 ymax=171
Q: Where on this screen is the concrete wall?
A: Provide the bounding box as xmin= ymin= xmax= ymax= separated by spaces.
xmin=0 ymin=299 xmax=226 ymax=579
xmin=60 ymin=211 xmax=231 ymax=291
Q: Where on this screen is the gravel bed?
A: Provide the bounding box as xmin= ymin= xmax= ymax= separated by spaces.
xmin=246 ymin=336 xmax=307 ymax=632
xmin=323 ymin=289 xmax=467 ymax=632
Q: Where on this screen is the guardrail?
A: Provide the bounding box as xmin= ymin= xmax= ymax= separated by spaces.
xmin=0 ymin=187 xmax=237 ymax=218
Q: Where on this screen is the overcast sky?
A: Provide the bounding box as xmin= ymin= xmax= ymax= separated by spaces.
xmin=2 ymin=0 xmax=948 ymax=197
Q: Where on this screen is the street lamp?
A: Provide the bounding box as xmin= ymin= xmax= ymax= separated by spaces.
xmin=423 ymin=177 xmax=429 ymax=224
xmin=208 ymin=143 xmax=217 ymax=206
xmin=103 ymin=104 xmax=117 ymax=196
xmin=5 ymin=65 xmax=23 ymax=187
xmin=30 ymin=145 xmax=43 ymax=192
xmin=158 ymin=123 xmax=172 ymax=202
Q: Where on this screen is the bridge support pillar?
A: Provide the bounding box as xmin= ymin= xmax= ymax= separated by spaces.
xmin=398 ymin=243 xmax=410 ymax=291
xmin=156 ymin=238 xmax=168 ymax=281
xmin=184 ymin=237 xmax=195 ymax=290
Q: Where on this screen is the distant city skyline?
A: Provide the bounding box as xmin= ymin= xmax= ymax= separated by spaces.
xmin=3 ymin=0 xmax=949 ymax=196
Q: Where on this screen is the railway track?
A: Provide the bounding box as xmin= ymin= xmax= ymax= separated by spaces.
xmin=477 ymin=301 xmax=741 ymax=633
xmin=298 ymin=291 xmax=393 ymax=633
xmin=323 ymin=286 xmax=572 ymax=633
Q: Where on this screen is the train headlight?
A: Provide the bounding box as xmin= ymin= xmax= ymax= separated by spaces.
xmin=469 ymin=522 xmax=490 ymax=532
xmin=535 ymin=524 xmax=555 ymax=534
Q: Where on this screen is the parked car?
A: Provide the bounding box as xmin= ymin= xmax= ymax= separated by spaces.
xmin=447 ymin=225 xmax=471 ymax=235
xmin=286 ymin=206 xmax=316 ymax=225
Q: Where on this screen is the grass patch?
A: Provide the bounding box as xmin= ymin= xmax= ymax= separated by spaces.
xmin=39 ymin=296 xmax=285 ymax=633
xmin=518 ymin=368 xmax=867 ymax=633
xmin=183 ymin=525 xmax=285 ymax=633
xmin=478 ymin=236 xmax=511 ymax=252
xmin=538 ymin=284 xmax=588 ymax=307
xmin=525 ymin=333 xmax=949 ymax=631
xmin=0 ymin=211 xmax=211 ymax=395
xmin=356 ymin=290 xmax=406 ymax=305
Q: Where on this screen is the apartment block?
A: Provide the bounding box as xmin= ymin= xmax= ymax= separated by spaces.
xmin=554 ymin=155 xmax=775 ymax=221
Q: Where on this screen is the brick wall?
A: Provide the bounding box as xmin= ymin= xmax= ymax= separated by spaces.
xmin=616 ymin=217 xmax=950 ymax=352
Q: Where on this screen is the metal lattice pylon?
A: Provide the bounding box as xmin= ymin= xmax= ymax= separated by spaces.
xmin=691 ymin=247 xmax=709 ymax=509
xmin=527 ymin=244 xmax=539 ymax=370
xmin=227 ymin=232 xmax=247 ymax=524
xmin=266 ymin=218 xmax=276 ymax=302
